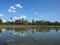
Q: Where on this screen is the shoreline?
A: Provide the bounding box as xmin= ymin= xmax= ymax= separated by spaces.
xmin=0 ymin=25 xmax=60 ymax=29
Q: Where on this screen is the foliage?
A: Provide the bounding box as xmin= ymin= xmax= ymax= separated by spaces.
xmin=0 ymin=19 xmax=2 ymax=24
xmin=0 ymin=18 xmax=60 ymax=25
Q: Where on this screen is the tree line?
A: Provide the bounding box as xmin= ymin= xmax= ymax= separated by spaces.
xmin=0 ymin=18 xmax=60 ymax=25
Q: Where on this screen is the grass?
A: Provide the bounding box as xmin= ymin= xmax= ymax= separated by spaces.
xmin=0 ymin=25 xmax=60 ymax=29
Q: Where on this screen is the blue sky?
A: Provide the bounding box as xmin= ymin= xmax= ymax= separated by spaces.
xmin=0 ymin=0 xmax=60 ymax=22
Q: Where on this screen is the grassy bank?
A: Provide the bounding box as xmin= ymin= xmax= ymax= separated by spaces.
xmin=0 ymin=25 xmax=60 ymax=29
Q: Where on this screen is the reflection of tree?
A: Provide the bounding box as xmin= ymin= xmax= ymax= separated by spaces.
xmin=15 ymin=28 xmax=28 ymax=32
xmin=44 ymin=27 xmax=50 ymax=32
xmin=32 ymin=30 xmax=35 ymax=34
xmin=54 ymin=27 xmax=59 ymax=32
xmin=4 ymin=27 xmax=60 ymax=35
xmin=33 ymin=27 xmax=51 ymax=33
xmin=14 ymin=27 xmax=60 ymax=33
xmin=55 ymin=29 xmax=58 ymax=32
xmin=30 ymin=27 xmax=60 ymax=33
xmin=0 ymin=29 xmax=2 ymax=33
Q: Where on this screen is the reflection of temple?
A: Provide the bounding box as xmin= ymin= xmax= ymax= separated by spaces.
xmin=0 ymin=27 xmax=60 ymax=45
xmin=0 ymin=27 xmax=59 ymax=37
xmin=9 ymin=30 xmax=26 ymax=37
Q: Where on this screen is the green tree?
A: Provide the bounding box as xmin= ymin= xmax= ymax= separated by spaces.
xmin=0 ymin=19 xmax=2 ymax=24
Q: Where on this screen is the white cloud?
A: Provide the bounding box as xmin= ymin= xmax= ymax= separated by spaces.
xmin=10 ymin=6 xmax=16 ymax=9
xmin=19 ymin=15 xmax=26 ymax=19
xmin=8 ymin=3 xmax=23 ymax=13
xmin=15 ymin=4 xmax=23 ymax=8
xmin=13 ymin=16 xmax=18 ymax=20
xmin=8 ymin=6 xmax=16 ymax=13
xmin=0 ymin=14 xmax=4 ymax=17
xmin=8 ymin=9 xmax=16 ymax=13
xmin=2 ymin=19 xmax=7 ymax=23
xmin=14 ymin=17 xmax=17 ymax=19
xmin=13 ymin=15 xmax=27 ymax=20
xmin=8 ymin=9 xmax=12 ymax=12
xmin=13 ymin=16 xmax=20 ymax=20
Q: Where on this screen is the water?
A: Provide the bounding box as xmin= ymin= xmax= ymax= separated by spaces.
xmin=0 ymin=27 xmax=60 ymax=45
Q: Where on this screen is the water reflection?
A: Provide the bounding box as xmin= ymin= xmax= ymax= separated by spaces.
xmin=0 ymin=27 xmax=60 ymax=45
